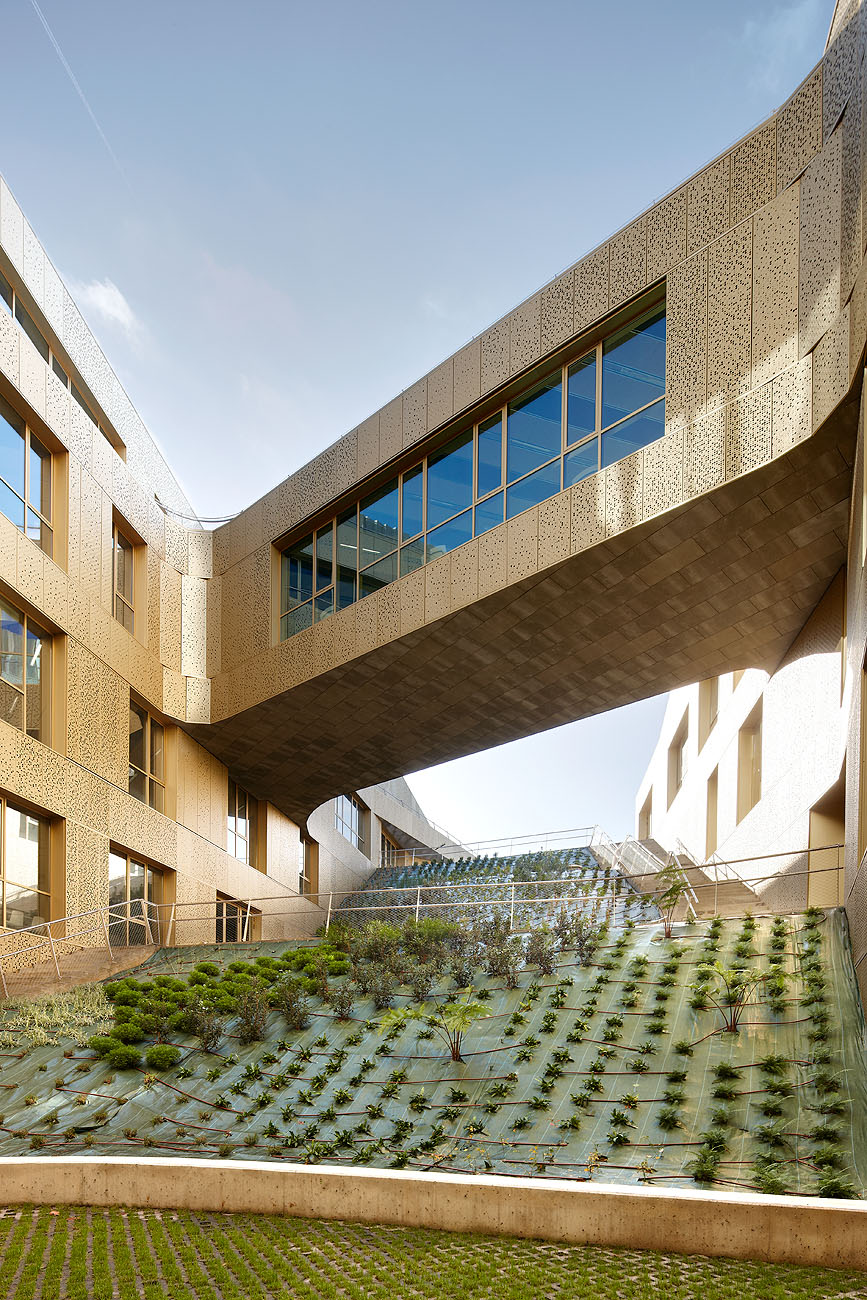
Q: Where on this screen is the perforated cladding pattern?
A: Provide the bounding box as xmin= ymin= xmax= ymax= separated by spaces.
xmin=163 ymin=667 xmax=186 ymax=721
xmin=772 ymin=355 xmax=813 ymax=455
xmin=537 ymin=491 xmax=571 ymax=569
xmin=160 ymin=563 xmax=183 ymax=671
xmin=647 ymin=188 xmax=687 ymax=281
xmin=0 ymin=179 xmax=24 ymax=272
xmin=16 ymin=533 xmax=43 ymax=611
xmin=186 ymin=676 xmax=211 ymax=724
xmin=812 ymin=304 xmax=850 ymax=429
xmin=605 ymin=453 xmax=642 ymax=533
xmin=355 ymin=414 xmax=380 ymax=480
xmin=67 ymin=639 xmax=128 ymax=787
xmin=427 ymin=360 xmax=454 ymax=430
xmin=665 ymin=249 xmax=707 ymax=430
xmin=643 ymin=429 xmax=683 ymax=520
xmin=19 ymin=339 xmax=45 ymax=421
xmin=379 ymin=397 xmax=403 ymax=462
xmin=706 ymin=221 xmax=753 ymax=408
xmin=506 ymin=509 xmax=538 ymax=583
xmin=731 ymin=121 xmax=777 ymax=225
xmin=376 ymin=583 xmax=401 ymax=642
xmin=824 ymin=9 xmax=859 ymax=138
xmin=181 ymin=574 xmax=208 ymax=679
xmin=509 ymin=295 xmax=541 ymax=373
xmin=684 ymin=408 xmax=725 ymax=498
xmin=399 ymin=569 xmax=426 ymax=635
xmin=353 ymin=588 xmax=379 ymax=655
xmin=573 ymin=245 xmax=609 ymax=332
xmin=450 ymin=540 xmax=479 ymax=608
xmin=0 ymin=304 xmax=18 ymax=386
xmin=540 ymin=270 xmax=574 ymax=354
xmin=402 ymin=379 xmax=427 ymax=449
xmin=65 ymin=822 xmax=110 ymax=919
xmin=571 ymin=471 xmax=606 ymax=552
xmin=477 ymin=524 xmax=507 ymax=597
xmin=424 ymin=554 xmax=451 ymax=622
xmin=752 ymin=184 xmax=800 ymax=389
xmin=687 ymin=157 xmax=731 ymax=255
xmin=453 ymin=340 xmax=481 ymax=413
xmin=841 ymin=86 xmax=863 ymax=305
xmin=330 ymin=604 xmax=357 ymax=667
xmin=608 ymin=217 xmax=647 ymax=307
xmin=725 ymin=382 xmax=773 ymax=477
xmin=480 ymin=319 xmax=510 ymax=394
xmin=777 ymin=68 xmax=824 ymax=192
xmin=799 ymin=129 xmax=843 ymax=356
xmin=22 ymin=222 xmax=43 ymax=304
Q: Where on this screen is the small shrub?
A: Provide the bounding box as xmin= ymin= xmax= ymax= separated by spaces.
xmin=145 ymin=1044 xmax=182 ymax=1071
xmin=237 ymin=981 xmax=269 ymax=1044
xmin=106 ymin=1044 xmax=141 ymax=1070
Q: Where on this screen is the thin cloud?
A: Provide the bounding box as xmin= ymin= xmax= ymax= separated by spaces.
xmin=741 ymin=0 xmax=826 ymax=97
xmin=67 ymin=277 xmax=145 ymax=346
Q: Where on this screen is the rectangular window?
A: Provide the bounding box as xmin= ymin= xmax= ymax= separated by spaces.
xmin=335 ymin=792 xmax=366 ymax=853
xmin=737 ymin=702 xmax=762 ymax=823
xmin=112 ymin=521 xmax=135 ymax=633
xmin=706 ymin=767 xmax=719 ymax=858
xmin=108 ymin=848 xmax=165 ymax=945
xmin=298 ymin=836 xmax=317 ymax=896
xmin=667 ymin=710 xmax=688 ymax=808
xmin=638 ymin=790 xmax=652 ymax=841
xmin=277 ymin=291 xmax=665 ymax=640
xmin=227 ymin=777 xmax=257 ymax=866
xmin=14 ymin=299 xmax=49 ymax=364
xmin=129 ymin=699 xmax=165 ymax=812
xmin=0 ymin=797 xmax=51 ymax=931
xmin=0 ymin=393 xmax=53 ymax=557
xmin=0 ymin=597 xmax=50 ymax=744
xmin=216 ymin=892 xmax=259 ymax=943
xmin=698 ymin=677 xmax=719 ymax=750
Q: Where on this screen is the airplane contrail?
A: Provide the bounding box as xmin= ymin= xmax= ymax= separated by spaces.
xmin=28 ymin=0 xmax=133 ymax=195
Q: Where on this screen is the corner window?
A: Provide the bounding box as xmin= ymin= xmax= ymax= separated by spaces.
xmin=0 ymin=393 xmax=53 ymax=557
xmin=0 ymin=798 xmax=51 ymax=930
xmin=228 ymin=778 xmax=257 ymax=866
xmin=335 ymin=792 xmax=367 ymax=853
xmin=0 ymin=597 xmax=50 ymax=744
xmin=129 ymin=699 xmax=165 ymax=812
xmin=112 ymin=519 xmax=136 ymax=633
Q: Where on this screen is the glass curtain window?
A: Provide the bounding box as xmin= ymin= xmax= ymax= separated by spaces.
xmin=0 ymin=394 xmax=52 ymax=558
xmin=278 ymin=295 xmax=665 ymax=641
xmin=128 ymin=700 xmax=165 ymax=812
xmin=113 ymin=524 xmax=135 ymax=632
xmin=0 ymin=799 xmax=51 ymax=931
xmin=0 ymin=597 xmax=50 ymax=743
xmin=227 ymin=777 xmax=256 ymax=865
xmin=335 ymin=793 xmax=365 ymax=851
xmin=108 ymin=849 xmax=163 ymax=945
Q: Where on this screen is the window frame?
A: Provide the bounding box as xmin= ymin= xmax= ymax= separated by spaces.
xmin=0 ymin=794 xmax=52 ymax=932
xmin=0 ymin=391 xmax=54 ymax=558
xmin=108 ymin=845 xmax=167 ymax=945
xmin=112 ymin=519 xmax=136 ymax=634
xmin=335 ymin=792 xmax=367 ymax=854
xmin=128 ymin=696 xmax=166 ymax=813
xmin=277 ymin=290 xmax=664 ymax=641
xmin=0 ymin=594 xmax=52 ymax=746
xmin=227 ymin=777 xmax=258 ymax=867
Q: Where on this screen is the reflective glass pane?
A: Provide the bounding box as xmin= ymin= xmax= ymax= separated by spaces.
xmin=0 ymin=479 xmax=24 ymax=530
xmin=147 ymin=867 xmax=162 ymax=906
xmin=281 ymin=601 xmax=313 ymax=639
xmin=336 ymin=508 xmax=358 ymax=610
xmin=0 ymin=395 xmax=25 ymax=499
xmin=567 ymin=353 xmax=596 ymax=445
xmin=150 ymin=719 xmax=164 ymax=781
xmin=477 ymin=415 xmax=503 ymax=498
xmin=149 ymin=779 xmax=165 ymax=813
xmin=315 ymin=524 xmax=333 ymax=592
xmin=128 ymin=859 xmax=146 ymax=900
xmin=114 ymin=530 xmax=133 ymax=603
xmin=4 ymin=883 xmax=47 ymax=931
xmin=108 ymin=852 xmax=128 ymax=904
xmin=314 ymin=588 xmax=334 ymax=622
xmin=399 ymin=539 xmax=425 ymax=576
xmin=0 ymin=600 xmax=24 ymax=660
xmin=116 ymin=598 xmax=134 ymax=633
xmin=129 ymin=701 xmax=146 ymax=772
xmin=359 ymin=551 xmax=397 ymax=597
xmin=129 ymin=766 xmax=146 ymax=802
xmin=425 ymin=508 xmax=472 ymax=563
xmin=359 ymin=480 xmax=399 ymax=566
xmin=5 ymin=806 xmax=48 ymax=892
xmin=0 ymin=268 xmax=11 ymax=312
xmin=601 ymin=308 xmax=665 ymax=429
xmin=506 ymin=459 xmax=561 ymax=520
xmin=601 ymin=398 xmax=665 ymax=466
xmin=426 ymin=432 xmax=473 ymax=529
xmin=282 ymin=534 xmax=314 ymax=610
xmin=25 ymin=623 xmax=46 ymax=743
xmin=0 ymin=678 xmax=23 ymax=731
xmin=506 ymin=375 xmax=562 ymax=483
xmin=52 ymin=356 xmax=69 ymax=387
xmin=28 ymin=435 xmax=50 ymax=521
xmin=474 ymin=492 xmax=504 ymax=537
xmin=564 ymin=438 xmax=599 ymax=487
xmin=401 ymin=466 xmax=423 ymax=541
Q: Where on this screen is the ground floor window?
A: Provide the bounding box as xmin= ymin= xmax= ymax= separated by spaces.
xmin=216 ymin=892 xmax=259 ymax=943
xmin=0 ymin=797 xmax=50 ymax=931
xmin=108 ymin=849 xmax=165 ymax=945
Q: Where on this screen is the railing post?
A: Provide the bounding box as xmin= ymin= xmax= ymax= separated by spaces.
xmin=713 ymin=862 xmax=719 ymax=918
xmin=325 ymin=892 xmax=333 ymax=934
xmin=141 ymin=899 xmax=153 ymax=946
xmin=101 ymin=909 xmax=113 ymax=958
xmin=47 ymin=926 xmax=60 ymax=979
xmin=509 ymin=883 xmax=515 ymax=933
xmin=415 ymin=887 xmax=421 ymax=922
xmin=168 ymin=903 xmax=176 ymax=947
xmin=242 ymin=903 xmax=252 ymax=943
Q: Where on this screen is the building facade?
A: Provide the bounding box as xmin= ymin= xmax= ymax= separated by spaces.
xmin=1 ymin=2 xmax=867 ymax=990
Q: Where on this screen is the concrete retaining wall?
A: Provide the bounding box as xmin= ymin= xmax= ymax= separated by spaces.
xmin=1 ymin=1157 xmax=865 ymax=1270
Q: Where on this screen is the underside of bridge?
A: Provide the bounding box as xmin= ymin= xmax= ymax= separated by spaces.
xmin=190 ymin=389 xmax=858 ymax=826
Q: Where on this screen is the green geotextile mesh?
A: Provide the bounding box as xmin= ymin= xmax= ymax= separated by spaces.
xmin=0 ymin=856 xmax=864 ymax=1197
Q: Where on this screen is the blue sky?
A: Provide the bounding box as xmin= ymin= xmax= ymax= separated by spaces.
xmin=4 ymin=0 xmax=832 ymax=842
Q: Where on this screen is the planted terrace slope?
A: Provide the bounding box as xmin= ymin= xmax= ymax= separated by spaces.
xmin=0 ymin=851 xmax=863 ymax=1199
